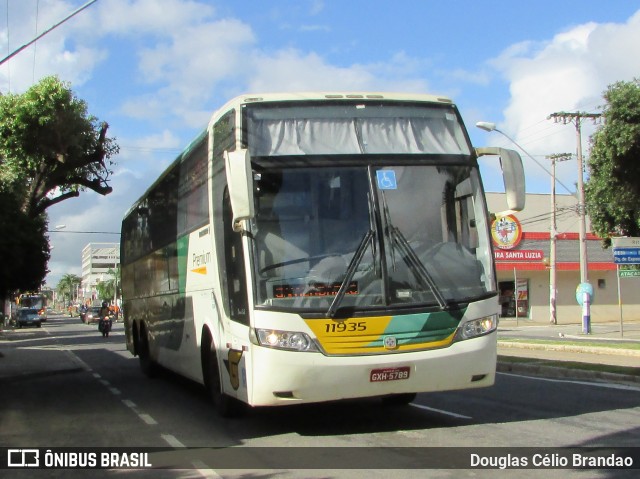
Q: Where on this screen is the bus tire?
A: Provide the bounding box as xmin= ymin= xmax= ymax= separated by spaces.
xmin=381 ymin=393 xmax=417 ymax=406
xmin=138 ymin=324 xmax=157 ymax=378
xmin=202 ymin=332 xmax=244 ymax=418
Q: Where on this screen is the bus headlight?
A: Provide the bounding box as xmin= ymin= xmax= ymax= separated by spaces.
xmin=252 ymin=328 xmax=320 ymax=352
xmin=454 ymin=315 xmax=498 ymax=341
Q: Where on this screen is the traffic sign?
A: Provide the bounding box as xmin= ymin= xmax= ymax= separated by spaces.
xmin=613 ymin=249 xmax=640 ymax=264
xmin=619 ymin=264 xmax=640 ymax=278
xmin=612 ymin=237 xmax=640 ymax=265
xmin=612 ymin=237 xmax=640 ymax=248
xmin=612 ymin=239 xmax=640 ymax=337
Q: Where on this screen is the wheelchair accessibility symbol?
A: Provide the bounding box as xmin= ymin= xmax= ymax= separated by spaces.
xmin=376 ymin=170 xmax=397 ymax=190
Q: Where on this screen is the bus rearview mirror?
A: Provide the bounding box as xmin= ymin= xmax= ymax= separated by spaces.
xmin=224 ymin=149 xmax=255 ymax=231
xmin=476 ymin=147 xmax=525 ymax=213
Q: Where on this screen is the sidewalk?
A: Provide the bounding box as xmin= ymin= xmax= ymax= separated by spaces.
xmin=496 ymin=318 xmax=640 ymax=384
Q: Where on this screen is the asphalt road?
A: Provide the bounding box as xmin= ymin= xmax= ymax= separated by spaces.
xmin=1 ymin=314 xmax=639 ymax=478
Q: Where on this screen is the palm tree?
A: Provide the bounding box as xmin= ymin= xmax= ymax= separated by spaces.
xmin=57 ymin=274 xmax=82 ymax=306
xmin=95 ymin=267 xmax=120 ymax=302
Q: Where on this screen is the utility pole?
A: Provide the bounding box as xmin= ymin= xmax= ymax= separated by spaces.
xmin=546 ymin=153 xmax=572 ymax=325
xmin=548 ymin=112 xmax=602 ymax=332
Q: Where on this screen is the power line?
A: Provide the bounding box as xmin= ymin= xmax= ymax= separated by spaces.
xmin=518 ymin=206 xmax=576 ymax=227
xmin=0 ymin=0 xmax=98 ymax=67
xmin=48 ymin=230 xmax=120 ymax=235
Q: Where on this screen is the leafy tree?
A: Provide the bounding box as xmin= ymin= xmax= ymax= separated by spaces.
xmin=56 ymin=273 xmax=82 ymax=305
xmin=0 ymin=190 xmax=50 ymax=298
xmin=0 ymin=76 xmax=118 ymax=299
xmin=95 ymin=267 xmax=120 ymax=302
xmin=95 ymin=279 xmax=113 ymax=302
xmin=0 ymin=75 xmax=119 ymax=219
xmin=585 ymin=78 xmax=640 ymax=245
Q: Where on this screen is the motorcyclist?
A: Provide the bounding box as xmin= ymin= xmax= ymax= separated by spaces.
xmin=98 ymin=301 xmax=112 ymax=336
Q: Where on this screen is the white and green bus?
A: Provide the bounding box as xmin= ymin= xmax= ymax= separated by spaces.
xmin=121 ymin=92 xmax=525 ymax=416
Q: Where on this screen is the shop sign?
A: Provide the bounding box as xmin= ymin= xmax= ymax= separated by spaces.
xmin=491 ymin=214 xmax=522 ymax=250
xmin=494 ymin=249 xmax=543 ymax=261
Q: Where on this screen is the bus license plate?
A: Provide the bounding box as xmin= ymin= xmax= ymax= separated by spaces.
xmin=370 ymin=366 xmax=410 ymax=382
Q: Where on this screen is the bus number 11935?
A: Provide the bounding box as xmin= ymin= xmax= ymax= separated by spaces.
xmin=325 ymin=321 xmax=367 ymax=333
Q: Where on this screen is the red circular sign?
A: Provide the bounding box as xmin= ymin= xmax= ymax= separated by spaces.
xmin=491 ymin=215 xmax=522 ymax=250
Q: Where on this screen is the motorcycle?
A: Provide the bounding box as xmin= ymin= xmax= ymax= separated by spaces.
xmin=98 ymin=315 xmax=112 ymax=338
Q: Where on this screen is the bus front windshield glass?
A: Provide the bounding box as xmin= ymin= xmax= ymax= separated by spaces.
xmin=250 ymin=164 xmax=494 ymax=313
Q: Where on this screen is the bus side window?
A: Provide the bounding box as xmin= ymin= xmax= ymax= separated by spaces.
xmin=223 ymin=189 xmax=249 ymax=325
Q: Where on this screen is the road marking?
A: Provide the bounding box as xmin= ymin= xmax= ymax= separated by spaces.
xmin=119 ymin=399 xmax=158 ymax=425
xmin=160 ymin=436 xmax=222 ymax=479
xmin=36 ymin=319 xmax=222 ymax=479
xmin=161 ymin=434 xmax=185 ymax=448
xmin=409 ymin=403 xmax=472 ymax=419
xmin=498 ymin=372 xmax=640 ymax=392
xmin=191 ymin=460 xmax=223 ymax=479
xmin=60 ymin=347 xmax=92 ymax=372
xmin=138 ymin=413 xmax=158 ymax=425
xmin=40 ymin=321 xmax=164 ymax=434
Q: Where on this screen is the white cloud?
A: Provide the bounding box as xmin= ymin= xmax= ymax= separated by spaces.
xmin=309 ymin=0 xmax=325 ymax=16
xmin=116 ymin=129 xmax=183 ymax=175
xmin=488 ymin=10 xmax=640 ymax=191
xmin=23 ymin=2 xmax=640 ymax=284
xmin=0 ymin=0 xmax=107 ymax=91
xmin=298 ymin=24 xmax=331 ymax=33
xmin=90 ymin=0 xmax=216 ymax=36
xmin=135 ymin=19 xmax=255 ymax=111
xmin=247 ymin=48 xmax=430 ymax=93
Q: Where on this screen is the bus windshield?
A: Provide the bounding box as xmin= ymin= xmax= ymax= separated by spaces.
xmin=19 ymin=295 xmax=45 ymax=310
xmin=250 ymin=164 xmax=493 ymax=314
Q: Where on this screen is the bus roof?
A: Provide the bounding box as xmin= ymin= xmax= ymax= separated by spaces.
xmin=208 ymin=91 xmax=454 ymax=129
xmin=122 ymin=92 xmax=456 ymax=222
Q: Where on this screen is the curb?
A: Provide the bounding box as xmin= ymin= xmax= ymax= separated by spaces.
xmin=497 ymin=360 xmax=640 ymax=385
xmin=497 ymin=340 xmax=640 ymax=357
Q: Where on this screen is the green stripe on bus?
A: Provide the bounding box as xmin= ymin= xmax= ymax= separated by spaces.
xmin=177 ymin=236 xmax=190 ymax=295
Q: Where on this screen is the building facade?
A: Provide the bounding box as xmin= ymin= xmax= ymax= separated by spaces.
xmin=81 ymin=243 xmax=120 ymax=301
xmin=487 ymin=192 xmax=640 ymax=324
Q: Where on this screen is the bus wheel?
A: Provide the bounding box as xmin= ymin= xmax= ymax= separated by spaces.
xmin=138 ymin=326 xmax=157 ymax=378
xmin=381 ymin=393 xmax=417 ymax=406
xmin=202 ymin=337 xmax=244 ymax=418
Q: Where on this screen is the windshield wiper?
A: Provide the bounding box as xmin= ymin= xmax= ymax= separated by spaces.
xmin=379 ymin=191 xmax=449 ymax=310
xmin=389 ymin=224 xmax=449 ymax=310
xmin=326 ymin=170 xmax=383 ymax=318
xmin=380 ymin=191 xmax=397 ymax=272
xmin=326 ymin=229 xmax=373 ymax=318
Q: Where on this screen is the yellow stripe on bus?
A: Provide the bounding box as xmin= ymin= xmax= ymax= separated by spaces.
xmin=305 ymin=316 xmax=456 ymax=355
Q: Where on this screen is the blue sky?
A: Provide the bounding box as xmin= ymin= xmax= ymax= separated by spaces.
xmin=1 ymin=0 xmax=639 ymax=287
